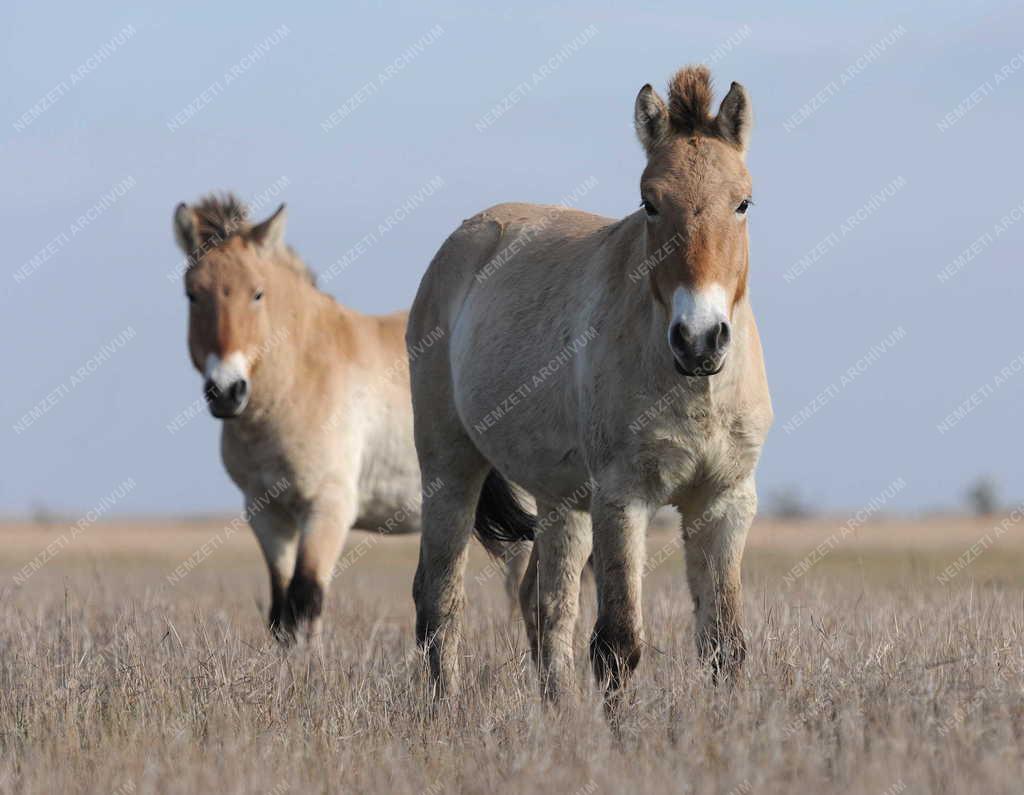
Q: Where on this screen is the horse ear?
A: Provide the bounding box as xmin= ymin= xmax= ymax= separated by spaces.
xmin=715 ymin=81 xmax=752 ymax=155
xmin=248 ymin=203 xmax=287 ymax=254
xmin=173 ymin=203 xmax=198 ymax=254
xmin=634 ymin=84 xmax=669 ymax=155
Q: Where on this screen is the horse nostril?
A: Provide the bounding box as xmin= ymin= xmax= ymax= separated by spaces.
xmin=203 ymin=379 xmax=221 ymax=401
xmin=230 ymin=379 xmax=250 ymax=404
xmin=670 ymin=322 xmax=690 ymax=352
xmin=710 ymin=321 xmax=731 ymax=351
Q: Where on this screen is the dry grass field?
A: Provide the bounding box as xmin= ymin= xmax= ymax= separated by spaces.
xmin=2 ymin=511 xmax=1023 ymax=794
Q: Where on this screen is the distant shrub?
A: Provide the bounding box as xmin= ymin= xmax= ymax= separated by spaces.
xmin=767 ymin=487 xmax=814 ymax=519
xmin=966 ymin=477 xmax=1000 ymax=516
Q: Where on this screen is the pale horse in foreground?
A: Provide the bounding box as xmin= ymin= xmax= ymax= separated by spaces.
xmin=408 ymin=65 xmax=773 ymax=702
xmin=173 ymin=195 xmax=525 ymax=642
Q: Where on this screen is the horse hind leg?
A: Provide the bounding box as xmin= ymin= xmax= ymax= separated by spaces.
xmin=413 ymin=435 xmax=491 ymax=699
xmin=502 ymin=540 xmax=531 ymax=615
xmin=518 ymin=543 xmax=540 ymax=661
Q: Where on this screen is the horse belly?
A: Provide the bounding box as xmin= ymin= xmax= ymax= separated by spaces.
xmin=355 ymin=475 xmax=421 ymax=533
xmin=355 ymin=418 xmax=422 ymax=534
xmin=449 ymin=304 xmax=588 ymax=503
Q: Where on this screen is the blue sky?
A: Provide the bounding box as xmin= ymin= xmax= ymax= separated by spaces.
xmin=3 ymin=0 xmax=1023 ymax=517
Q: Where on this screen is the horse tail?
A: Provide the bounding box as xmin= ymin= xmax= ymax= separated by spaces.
xmin=473 ymin=469 xmax=536 ymax=555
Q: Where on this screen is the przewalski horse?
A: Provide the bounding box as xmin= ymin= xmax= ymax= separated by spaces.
xmin=408 ymin=66 xmax=772 ymax=702
xmin=173 ymin=194 xmax=524 ymax=642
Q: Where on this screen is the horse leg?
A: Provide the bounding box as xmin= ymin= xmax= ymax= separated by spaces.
xmin=502 ymin=540 xmax=531 ymax=615
xmin=531 ymin=504 xmax=592 ymax=702
xmin=412 ymin=441 xmax=490 ymax=699
xmin=518 ymin=543 xmax=539 ymax=660
xmin=287 ymin=485 xmax=357 ymax=643
xmin=589 ymin=492 xmax=651 ymax=702
xmin=250 ymin=506 xmax=300 ymax=643
xmin=679 ymin=478 xmax=757 ymax=681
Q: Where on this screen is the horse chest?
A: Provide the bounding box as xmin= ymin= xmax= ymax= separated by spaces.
xmin=639 ymin=407 xmax=759 ymax=499
xmin=220 ymin=429 xmax=307 ymax=508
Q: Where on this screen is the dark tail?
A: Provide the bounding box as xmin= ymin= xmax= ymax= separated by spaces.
xmin=474 ymin=469 xmax=536 ymax=556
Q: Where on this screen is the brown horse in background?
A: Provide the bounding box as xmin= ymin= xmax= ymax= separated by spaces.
xmin=173 ymin=194 xmax=523 ymax=642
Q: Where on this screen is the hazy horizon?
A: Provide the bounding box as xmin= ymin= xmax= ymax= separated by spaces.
xmin=4 ymin=1 xmax=1024 ymax=520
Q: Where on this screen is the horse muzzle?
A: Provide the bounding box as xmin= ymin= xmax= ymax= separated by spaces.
xmin=669 ymin=319 xmax=730 ymax=377
xmin=204 ymin=377 xmax=250 ymax=419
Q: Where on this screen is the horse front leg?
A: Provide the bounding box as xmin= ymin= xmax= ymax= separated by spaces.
xmin=525 ymin=504 xmax=591 ymax=703
xmin=588 ymin=491 xmax=652 ymax=704
xmin=679 ymin=478 xmax=757 ymax=682
xmin=249 ymin=506 xmax=300 ymax=644
xmin=287 ymin=486 xmax=356 ymax=643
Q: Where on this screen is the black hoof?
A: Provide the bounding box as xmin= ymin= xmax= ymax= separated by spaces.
xmin=268 ymin=596 xmax=296 ymax=645
xmin=589 ymin=620 xmax=642 ymax=692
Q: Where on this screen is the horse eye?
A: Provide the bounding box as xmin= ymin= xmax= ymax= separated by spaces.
xmin=186 ymin=291 xmax=197 ymax=304
xmin=736 ymin=198 xmax=753 ymax=215
xmin=253 ymin=290 xmax=264 ymax=302
xmin=641 ymin=199 xmax=659 ymax=217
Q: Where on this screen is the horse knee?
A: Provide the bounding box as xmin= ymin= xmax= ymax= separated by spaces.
xmin=589 ymin=618 xmax=642 ymax=689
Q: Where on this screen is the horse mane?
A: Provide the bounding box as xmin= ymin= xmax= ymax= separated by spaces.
xmin=666 ymin=65 xmax=715 ymax=135
xmin=191 ymin=193 xmax=317 ymax=286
